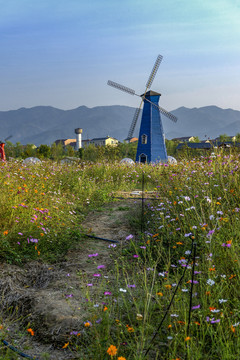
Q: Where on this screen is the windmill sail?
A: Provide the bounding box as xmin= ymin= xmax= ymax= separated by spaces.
xmin=107 ymin=80 xmax=135 ymax=96
xmin=144 ymin=97 xmax=177 ymax=122
xmin=145 ymin=55 xmax=163 ymax=90
xmin=127 ymin=102 xmax=143 ymax=139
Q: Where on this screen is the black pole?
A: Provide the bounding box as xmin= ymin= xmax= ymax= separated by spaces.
xmin=141 ymin=171 xmax=145 ymax=234
xmin=187 ymin=242 xmax=197 ymax=336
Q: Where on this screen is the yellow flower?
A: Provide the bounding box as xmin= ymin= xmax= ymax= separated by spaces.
xmin=136 ymin=314 xmax=143 ymax=320
xmin=107 ymin=345 xmax=118 ymax=356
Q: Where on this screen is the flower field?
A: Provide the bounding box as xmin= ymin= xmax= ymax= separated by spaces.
xmin=0 ymin=153 xmax=240 ymax=359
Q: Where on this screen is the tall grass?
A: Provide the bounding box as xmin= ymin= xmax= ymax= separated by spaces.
xmin=0 ymin=153 xmax=239 ymax=359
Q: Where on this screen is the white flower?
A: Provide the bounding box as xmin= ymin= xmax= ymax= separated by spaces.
xmin=182 ymin=288 xmax=189 ymax=292
xmin=232 ymin=322 xmax=240 ymax=327
xmin=207 ymin=279 xmax=215 ymax=286
xmin=167 ymin=336 xmax=173 ymax=340
xmin=119 ymin=288 xmax=127 ymax=292
xmin=219 ymin=299 xmax=228 ymax=303
xmin=210 ymin=309 xmax=220 ymax=313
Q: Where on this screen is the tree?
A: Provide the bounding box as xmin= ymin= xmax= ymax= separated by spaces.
xmin=23 ymin=144 xmax=37 ymax=158
xmin=37 ymin=144 xmax=51 ymax=159
xmin=50 ymin=142 xmax=64 ymax=160
xmin=65 ymin=145 xmax=76 ymax=157
xmin=219 ymin=134 xmax=231 ymax=142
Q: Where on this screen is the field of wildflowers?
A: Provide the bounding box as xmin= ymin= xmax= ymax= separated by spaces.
xmin=0 ymin=152 xmax=239 ymax=359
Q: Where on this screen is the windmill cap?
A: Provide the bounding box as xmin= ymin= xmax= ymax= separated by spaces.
xmin=141 ymin=90 xmax=161 ymax=97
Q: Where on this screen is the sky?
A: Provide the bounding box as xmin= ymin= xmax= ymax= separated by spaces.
xmin=0 ymin=0 xmax=240 ymax=112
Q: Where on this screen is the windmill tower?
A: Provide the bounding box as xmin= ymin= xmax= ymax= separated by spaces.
xmin=108 ymin=55 xmax=177 ymax=163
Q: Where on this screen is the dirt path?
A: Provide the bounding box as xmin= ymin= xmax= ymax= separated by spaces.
xmin=1 ymin=200 xmax=138 ymax=359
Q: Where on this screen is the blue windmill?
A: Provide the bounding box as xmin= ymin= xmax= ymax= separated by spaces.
xmin=108 ymin=55 xmax=177 ymax=163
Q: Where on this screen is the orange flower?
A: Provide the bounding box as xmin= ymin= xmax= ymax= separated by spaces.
xmin=185 ymin=336 xmax=191 ymax=341
xmin=209 ymin=267 xmax=215 ymax=271
xmin=176 ymin=242 xmax=183 ymax=245
xmin=62 ymin=342 xmax=69 ymax=349
xmin=206 ymin=291 xmax=211 ymax=296
xmin=126 ymin=325 xmax=134 ymax=333
xmin=107 ymin=345 xmax=118 ymax=356
xmin=84 ymin=322 xmax=91 ymax=327
xmin=118 ymin=357 xmax=126 ymax=360
xmin=27 ymin=328 xmax=34 ymax=336
xmin=157 ymin=292 xmax=163 ymax=296
xmin=152 ymin=233 xmax=159 ymax=238
xmin=194 ymin=322 xmax=201 ymax=326
xmin=104 ymin=306 xmax=108 ymax=311
xmin=3 ymin=230 xmax=8 ymax=235
xmin=209 ymin=307 xmax=216 ymax=311
xmin=231 ymin=325 xmax=235 ymax=333
xmin=165 ymin=284 xmax=172 ymax=289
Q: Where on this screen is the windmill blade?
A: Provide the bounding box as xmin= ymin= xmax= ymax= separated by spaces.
xmin=145 ymin=55 xmax=163 ymax=90
xmin=4 ymin=135 xmax=13 ymax=142
xmin=107 ymin=80 xmax=136 ymax=96
xmin=144 ymin=97 xmax=177 ymax=122
xmin=127 ymin=100 xmax=143 ymax=139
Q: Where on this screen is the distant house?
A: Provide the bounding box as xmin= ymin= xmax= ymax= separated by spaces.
xmin=177 ymin=141 xmax=240 ymax=151
xmin=172 ymin=136 xmax=197 ymax=142
xmin=89 ymin=136 xmax=119 ymax=147
xmin=124 ymin=137 xmax=138 ymax=143
xmin=55 ymin=139 xmax=76 ymax=148
xmin=176 ymin=142 xmax=212 ymax=150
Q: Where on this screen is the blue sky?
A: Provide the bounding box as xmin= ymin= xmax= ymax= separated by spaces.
xmin=0 ymin=0 xmax=240 ymax=111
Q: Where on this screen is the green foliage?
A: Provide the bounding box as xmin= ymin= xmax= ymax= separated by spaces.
xmin=36 ymin=144 xmax=51 ymax=159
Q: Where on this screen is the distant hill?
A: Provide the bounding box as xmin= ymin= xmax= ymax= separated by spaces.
xmin=0 ymin=105 xmax=240 ymax=146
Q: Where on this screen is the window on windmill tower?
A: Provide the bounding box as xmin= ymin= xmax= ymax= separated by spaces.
xmin=141 ymin=134 xmax=147 ymax=144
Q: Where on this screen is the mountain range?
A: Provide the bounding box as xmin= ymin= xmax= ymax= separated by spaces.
xmin=1 ymin=105 xmax=240 ymax=146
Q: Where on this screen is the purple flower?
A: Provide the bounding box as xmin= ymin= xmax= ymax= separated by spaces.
xmin=127 ymin=284 xmax=136 ymax=288
xmin=133 ymin=254 xmax=139 ymax=258
xmin=126 ymin=234 xmax=134 ymax=240
xmin=65 ymin=294 xmax=73 ymax=298
xmin=192 ymin=304 xmax=201 ymax=310
xmin=104 ymin=291 xmax=112 ymax=295
xmin=70 ymin=331 xmax=79 ymax=335
xmin=87 ymin=283 xmax=93 ymax=286
xmin=93 ymin=273 xmax=101 ymax=277
xmin=140 ymin=246 xmax=146 ymax=249
xmin=97 ymin=265 xmax=105 ymax=269
xmin=88 ymin=253 xmax=98 ymax=257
